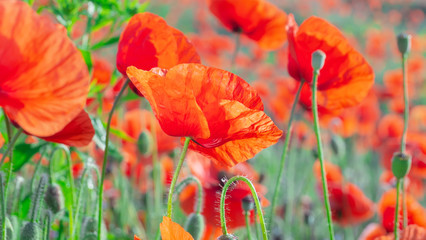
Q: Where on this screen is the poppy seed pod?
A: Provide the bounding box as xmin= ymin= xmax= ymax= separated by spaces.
xmin=184 ymin=213 xmax=205 ymax=240
xmin=137 ymin=130 xmax=153 ymax=155
xmin=241 ymin=196 xmax=255 ymax=212
xmin=311 ymin=50 xmax=326 ymax=71
xmin=397 ymin=34 xmax=412 ymax=56
xmin=44 ymin=184 xmax=64 ymax=214
xmin=217 ymin=234 xmax=238 ymax=240
xmin=20 ymin=222 xmax=40 ymax=240
xmin=391 ymin=152 xmax=412 ymax=179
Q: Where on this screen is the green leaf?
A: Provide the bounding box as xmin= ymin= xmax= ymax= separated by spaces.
xmin=90 ymin=36 xmax=120 ymax=50
xmin=12 ymin=143 xmax=44 ymax=172
xmin=79 ymin=49 xmax=93 ymax=71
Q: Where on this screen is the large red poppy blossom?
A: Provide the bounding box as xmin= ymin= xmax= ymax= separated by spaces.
xmin=286 ymin=14 xmax=374 ymax=115
xmin=208 ymin=0 xmax=288 ymax=50
xmin=378 ymin=189 xmax=426 ymax=232
xmin=127 ymin=63 xmax=282 ymax=167
xmin=160 ymin=216 xmax=194 ymax=240
xmin=116 ymin=12 xmax=200 ymax=77
xmin=313 ymin=161 xmax=374 ymax=226
xmin=0 ymin=0 xmax=90 ymax=137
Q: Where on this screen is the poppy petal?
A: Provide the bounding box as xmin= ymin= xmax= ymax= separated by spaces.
xmin=126 ymin=66 xmax=210 ymax=139
xmin=0 ymin=1 xmax=89 ymax=137
xmin=40 ymin=110 xmax=94 ymax=147
xmin=160 ymin=216 xmax=194 ymax=240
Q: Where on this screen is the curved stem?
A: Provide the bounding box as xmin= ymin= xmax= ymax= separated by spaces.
xmin=311 ymin=69 xmax=335 ymax=240
xmin=97 ymin=79 xmax=129 ymax=240
xmin=166 ymin=137 xmax=191 ymax=218
xmin=175 ymin=176 xmax=203 ymax=214
xmin=244 ymin=210 xmax=253 ymax=240
xmin=394 ymin=179 xmax=402 ymax=240
xmin=49 ymin=145 xmax=75 ymax=239
xmin=220 ymin=176 xmax=268 ymax=240
xmin=268 ymin=80 xmax=304 ymax=230
xmin=0 ymin=128 xmax=23 ymax=166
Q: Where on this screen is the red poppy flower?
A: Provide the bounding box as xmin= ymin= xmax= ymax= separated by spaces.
xmin=313 ymin=161 xmax=374 ymax=226
xmin=0 ymin=0 xmax=90 ymax=137
xmin=286 ymin=14 xmax=374 ymax=115
xmin=378 ymin=189 xmax=426 ymax=232
xmin=208 ymin=0 xmax=288 ymax=50
xmin=116 ymin=12 xmax=200 ymax=77
xmin=126 ymin=63 xmax=282 ymax=167
xmin=134 ymin=235 xmax=141 ymax=240
xmin=160 ymin=216 xmax=194 ymax=240
xmin=358 ymin=223 xmax=387 ymax=240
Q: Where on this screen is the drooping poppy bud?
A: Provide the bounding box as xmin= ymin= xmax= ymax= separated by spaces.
xmin=44 ymin=184 xmax=64 ymax=214
xmin=311 ymin=50 xmax=326 ymax=71
xmin=137 ymin=130 xmax=153 ymax=155
xmin=20 ymin=222 xmax=40 ymax=240
xmin=241 ymin=196 xmax=255 ymax=212
xmin=217 ymin=234 xmax=238 ymax=240
xmin=397 ymin=34 xmax=412 ymax=56
xmin=184 ymin=213 xmax=205 ymax=240
xmin=391 ymin=152 xmax=412 ymax=179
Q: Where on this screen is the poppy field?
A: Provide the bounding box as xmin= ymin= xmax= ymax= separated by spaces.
xmin=0 ymin=0 xmax=425 ymax=239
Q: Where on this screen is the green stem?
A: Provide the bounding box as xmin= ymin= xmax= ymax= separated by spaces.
xmin=0 ymin=173 xmax=6 ymax=240
xmin=49 ymin=145 xmax=75 ymax=239
xmin=400 ymin=55 xmax=409 ymax=153
xmin=97 ymin=79 xmax=129 ymax=240
xmin=0 ymin=129 xmax=23 ymax=166
xmin=268 ymin=80 xmax=304 ymax=230
xmin=394 ymin=179 xmax=402 ymax=240
xmin=43 ymin=211 xmax=52 ymax=240
xmin=220 ymin=176 xmax=268 ymax=240
xmin=166 ymin=137 xmax=191 ymax=218
xmin=175 ymin=176 xmax=203 ymax=214
xmin=244 ymin=210 xmax=253 ymax=240
xmin=311 ymin=69 xmax=335 ymax=240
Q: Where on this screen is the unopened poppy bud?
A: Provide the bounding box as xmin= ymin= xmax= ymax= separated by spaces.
xmin=241 ymin=196 xmax=254 ymax=212
xmin=330 ymin=134 xmax=346 ymax=159
xmin=391 ymin=152 xmax=411 ymax=179
xmin=311 ymin=50 xmax=326 ymax=71
xmin=137 ymin=130 xmax=153 ymax=155
xmin=80 ymin=217 xmax=97 ymax=239
xmin=44 ymin=184 xmax=64 ymax=214
xmin=397 ymin=34 xmax=411 ymax=56
xmin=20 ymin=222 xmax=40 ymax=240
xmin=184 ymin=213 xmax=205 ymax=240
xmin=217 ymin=234 xmax=238 ymax=240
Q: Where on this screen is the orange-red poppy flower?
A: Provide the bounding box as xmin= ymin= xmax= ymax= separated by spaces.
xmin=378 ymin=189 xmax=426 ymax=232
xmin=0 ymin=1 xmax=90 ymax=138
xmin=359 ymin=223 xmax=388 ymax=240
xmin=160 ymin=216 xmax=194 ymax=240
xmin=313 ymin=161 xmax=374 ymax=226
xmin=134 ymin=235 xmax=141 ymax=240
xmin=127 ymin=63 xmax=282 ymax=167
xmin=116 ymin=12 xmax=200 ymax=77
xmin=286 ymin=14 xmax=374 ymax=115
xmin=208 ymin=0 xmax=288 ymax=50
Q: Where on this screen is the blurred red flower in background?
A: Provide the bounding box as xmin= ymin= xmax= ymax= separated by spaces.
xmin=378 ymin=189 xmax=426 ymax=232
xmin=208 ymin=0 xmax=288 ymax=50
xmin=127 ymin=63 xmax=282 ymax=167
xmin=313 ymin=161 xmax=375 ymax=226
xmin=286 ymin=14 xmax=374 ymax=115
